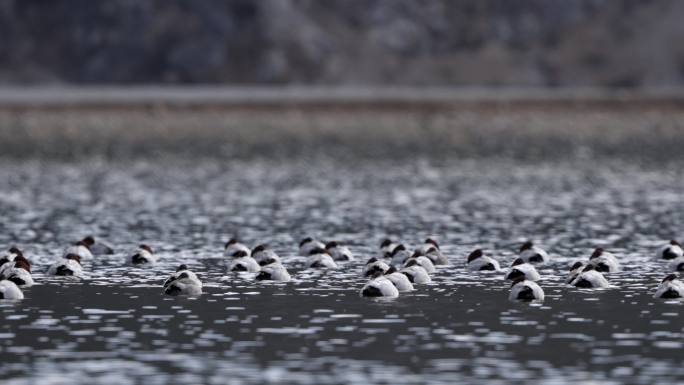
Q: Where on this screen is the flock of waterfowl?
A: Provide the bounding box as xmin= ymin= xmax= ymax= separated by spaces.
xmin=1 ymin=236 xmax=683 ymax=301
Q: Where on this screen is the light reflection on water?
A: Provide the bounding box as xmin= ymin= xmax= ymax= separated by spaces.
xmin=0 ymin=157 xmax=683 ymax=384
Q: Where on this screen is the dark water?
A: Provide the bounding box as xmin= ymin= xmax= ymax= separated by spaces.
xmin=1 ymin=157 xmax=683 ymax=384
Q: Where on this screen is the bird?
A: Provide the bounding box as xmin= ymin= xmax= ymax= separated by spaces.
xmin=255 ymin=263 xmax=291 ymax=282
xmin=403 ymin=253 xmax=436 ymax=274
xmin=47 ymin=254 xmax=83 ymax=277
xmin=360 ymin=276 xmax=399 ymax=297
xmin=379 ymin=239 xmax=398 ymax=258
xmin=251 ymin=244 xmax=282 ymax=266
xmin=569 ymin=264 xmax=610 ymax=288
xmin=325 ymin=241 xmax=354 ymax=261
xmin=588 ymin=248 xmax=621 ymax=273
xmin=518 ymin=241 xmax=550 ymax=264
xmin=382 ymin=266 xmax=414 ymax=292
xmin=228 ymin=250 xmax=260 ymax=272
xmin=424 ymin=246 xmax=448 ymax=265
xmin=0 ymin=246 xmax=23 ymax=266
xmin=417 ymin=238 xmax=440 ymax=255
xmin=163 ymin=265 xmax=202 ymax=296
xmin=224 ymin=238 xmax=250 ymax=257
xmin=466 ymin=249 xmax=501 ymax=272
xmin=306 ymin=248 xmax=338 ymax=269
xmin=509 ymin=277 xmax=545 ymax=301
xmin=362 ymin=257 xmax=390 ymax=277
xmin=656 ymin=240 xmax=683 ymax=260
xmin=299 ymin=237 xmax=325 ymax=256
xmin=654 ymin=274 xmax=684 ymax=299
xmin=80 ymin=236 xmax=114 ymax=255
xmin=565 ymin=261 xmax=587 ymax=284
xmin=129 ymin=244 xmax=157 ymax=265
xmin=400 ymin=265 xmax=432 ymax=284
xmin=390 ymin=244 xmax=412 ymax=266
xmin=504 ymin=258 xmax=540 ymax=282
xmin=0 ymin=254 xmax=33 ymax=287
xmin=0 ymin=280 xmax=24 ymax=300
xmin=62 ymin=240 xmax=93 ymax=260
xmin=668 ymin=257 xmax=684 ymax=272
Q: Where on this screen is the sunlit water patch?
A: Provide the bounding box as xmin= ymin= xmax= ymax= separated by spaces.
xmin=0 ymin=157 xmax=683 ymax=384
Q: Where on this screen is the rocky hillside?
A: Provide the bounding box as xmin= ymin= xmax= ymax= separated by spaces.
xmin=1 ymin=0 xmax=683 ymax=87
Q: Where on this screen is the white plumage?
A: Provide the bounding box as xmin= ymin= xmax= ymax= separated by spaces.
xmin=509 ymin=279 xmax=545 ymax=301
xmin=588 ymin=248 xmax=621 ymax=273
xmin=518 ymin=241 xmax=550 ymax=264
xmin=306 ymin=249 xmax=339 ymax=269
xmin=255 ymin=263 xmax=291 ymax=282
xmin=504 ymin=258 xmax=540 ymax=281
xmin=570 ymin=265 xmax=610 ymax=288
xmin=656 ymin=240 xmax=683 ymax=260
xmin=130 ymin=244 xmax=157 ymax=265
xmin=668 ymin=257 xmax=684 ymax=272
xmin=62 ymin=241 xmax=93 ymax=260
xmin=163 ymin=265 xmax=202 ymax=296
xmin=466 ymin=249 xmax=501 ymax=272
xmin=299 ymin=237 xmax=325 ymax=256
xmin=400 ymin=265 xmax=432 ymax=284
xmin=403 ymin=256 xmax=436 ymax=274
xmin=654 ymin=274 xmax=684 ymax=299
xmin=47 ymin=255 xmax=83 ymax=277
xmin=229 ymin=251 xmax=261 ymax=273
xmin=251 ymin=245 xmax=282 ymax=266
xmin=360 ymin=277 xmax=399 ymax=298
xmin=0 ymin=280 xmax=24 ymax=300
xmin=390 ymin=244 xmax=412 ymax=266
xmin=383 ymin=267 xmax=414 ymax=292
xmin=224 ymin=239 xmax=250 ymax=257
xmin=325 ymin=241 xmax=354 ymax=261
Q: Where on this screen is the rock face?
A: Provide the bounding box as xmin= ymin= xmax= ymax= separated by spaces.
xmin=1 ymin=0 xmax=683 ymax=86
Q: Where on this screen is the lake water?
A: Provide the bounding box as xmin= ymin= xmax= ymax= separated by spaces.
xmin=0 ymin=156 xmax=682 ymax=384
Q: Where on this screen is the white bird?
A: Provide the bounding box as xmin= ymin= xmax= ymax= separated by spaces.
xmin=362 ymin=257 xmax=390 ymax=277
xmin=654 ymin=274 xmax=684 ymax=299
xmin=62 ymin=240 xmax=93 ymax=260
xmin=163 ymin=265 xmax=202 ymax=296
xmin=668 ymin=257 xmax=684 ymax=272
xmin=403 ymin=254 xmax=436 ymax=274
xmin=565 ymin=261 xmax=587 ymax=284
xmin=570 ymin=264 xmax=610 ymax=288
xmin=224 ymin=238 xmax=250 ymax=256
xmin=251 ymin=244 xmax=282 ymax=266
xmin=390 ymin=244 xmax=412 ymax=266
xmin=509 ymin=277 xmax=545 ymax=301
xmin=504 ymin=258 xmax=540 ymax=281
xmin=228 ymin=250 xmax=261 ymax=273
xmin=0 ymin=246 xmax=23 ymax=266
xmin=466 ymin=249 xmax=501 ymax=272
xmin=130 ymin=244 xmax=157 ymax=265
xmin=656 ymin=240 xmax=683 ymax=260
xmin=0 ymin=280 xmax=24 ymax=300
xmin=518 ymin=241 xmax=550 ymax=264
xmin=360 ymin=276 xmax=399 ymax=298
xmin=0 ymin=254 xmax=33 ymax=288
xmin=325 ymin=241 xmax=354 ymax=261
xmin=417 ymin=238 xmax=441 ymax=255
xmin=588 ymin=248 xmax=621 ymax=273
xmin=80 ymin=236 xmax=114 ymax=255
xmin=379 ymin=239 xmax=398 ymax=258
xmin=424 ymin=246 xmax=448 ymax=265
xmin=400 ymin=265 xmax=432 ymax=284
xmin=47 ymin=254 xmax=83 ymax=277
xmin=299 ymin=237 xmax=325 ymax=256
xmin=382 ymin=266 xmax=414 ymax=292
xmin=255 ymin=263 xmax=291 ymax=282
xmin=306 ymin=248 xmax=338 ymax=269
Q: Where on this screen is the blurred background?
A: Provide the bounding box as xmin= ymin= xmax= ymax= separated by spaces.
xmin=0 ymin=0 xmax=683 ymax=160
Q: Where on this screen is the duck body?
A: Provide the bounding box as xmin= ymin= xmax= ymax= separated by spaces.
xmin=255 ymin=263 xmax=291 ymax=282
xmin=383 ymin=267 xmax=414 ymax=292
xmin=504 ymin=258 xmax=540 ymax=282
xmin=400 ymin=265 xmax=431 ymax=284
xmin=466 ymin=249 xmax=501 ymax=272
xmin=654 ymin=274 xmax=684 ymax=299
xmin=224 ymin=239 xmax=250 ymax=257
xmin=47 ymin=254 xmax=83 ymax=277
xmin=518 ymin=241 xmax=550 ymax=264
xmin=130 ymin=245 xmax=157 ymax=265
xmin=229 ymin=253 xmax=261 ymax=273
xmin=379 ymin=239 xmax=398 ymax=258
xmin=163 ymin=265 xmax=202 ymax=296
xmin=299 ymin=237 xmax=325 ymax=256
xmin=0 ymin=280 xmax=24 ymax=300
xmin=509 ymin=279 xmax=545 ymax=301
xmin=424 ymin=247 xmax=448 ymax=265
xmin=362 ymin=257 xmax=390 ymax=277
xmin=251 ymin=245 xmax=282 ymax=266
xmin=360 ymin=277 xmax=399 ymax=298
xmin=657 ymin=240 xmax=683 ymax=260
xmin=390 ymin=245 xmax=412 ymax=266
xmin=325 ymin=242 xmax=354 ymax=261
xmin=403 ymin=256 xmax=436 ymax=274
xmin=62 ymin=241 xmax=93 ymax=260
xmin=588 ymin=248 xmax=621 ymax=273
xmin=306 ymin=249 xmax=338 ymax=269
xmin=565 ymin=261 xmax=587 ymax=284
xmin=570 ymin=265 xmax=610 ymax=288
xmin=668 ymin=257 xmax=684 ymax=272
